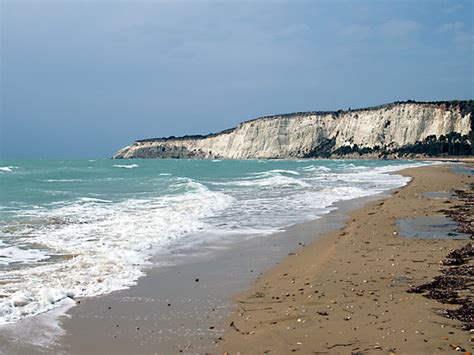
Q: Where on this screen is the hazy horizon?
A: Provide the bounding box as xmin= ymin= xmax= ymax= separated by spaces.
xmin=2 ymin=0 xmax=473 ymax=159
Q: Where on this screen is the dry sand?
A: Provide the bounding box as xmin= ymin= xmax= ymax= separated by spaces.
xmin=219 ymin=165 xmax=473 ymax=354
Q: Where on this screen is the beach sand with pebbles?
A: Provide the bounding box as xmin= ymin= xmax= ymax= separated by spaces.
xmin=219 ymin=164 xmax=473 ymax=354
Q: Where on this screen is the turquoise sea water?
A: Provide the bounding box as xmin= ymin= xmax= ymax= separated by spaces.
xmin=0 ymin=159 xmax=429 ymax=323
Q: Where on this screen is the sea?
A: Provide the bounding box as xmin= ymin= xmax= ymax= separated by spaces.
xmin=0 ymin=159 xmax=432 ymax=324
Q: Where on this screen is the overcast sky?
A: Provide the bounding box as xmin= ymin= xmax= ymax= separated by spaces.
xmin=1 ymin=0 xmax=473 ymax=159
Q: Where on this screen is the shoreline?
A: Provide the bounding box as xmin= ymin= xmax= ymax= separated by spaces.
xmin=0 ymin=173 xmax=400 ymax=355
xmin=55 ymin=192 xmax=393 ymax=354
xmin=219 ymin=164 xmax=473 ymax=354
xmin=0 ymin=163 xmax=471 ymax=354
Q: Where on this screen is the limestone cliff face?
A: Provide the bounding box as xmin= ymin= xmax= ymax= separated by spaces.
xmin=113 ymin=101 xmax=473 ymax=159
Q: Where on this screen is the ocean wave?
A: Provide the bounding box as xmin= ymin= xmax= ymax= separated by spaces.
xmin=266 ymin=169 xmax=300 ymax=175
xmin=76 ymin=197 xmax=112 ymax=204
xmin=45 ymin=179 xmax=83 ymax=183
xmin=0 ymin=246 xmax=50 ymax=265
xmin=342 ymin=163 xmax=357 ymax=168
xmin=237 ymin=175 xmax=310 ymax=188
xmin=299 ymin=165 xmax=331 ymax=172
xmin=211 ymin=173 xmax=310 ymax=189
xmin=248 ymin=169 xmax=298 ymax=176
xmin=0 ymin=166 xmax=18 ymax=173
xmin=300 ymin=165 xmax=316 ymax=171
xmin=113 ymin=164 xmax=139 ymax=169
xmin=340 ymin=162 xmax=428 ymax=186
xmin=0 ymin=180 xmax=234 ymax=324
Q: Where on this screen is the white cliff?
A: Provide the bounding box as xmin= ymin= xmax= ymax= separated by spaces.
xmin=113 ymin=101 xmax=473 ymax=159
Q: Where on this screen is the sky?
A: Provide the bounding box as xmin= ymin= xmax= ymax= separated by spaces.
xmin=1 ymin=0 xmax=473 ymax=159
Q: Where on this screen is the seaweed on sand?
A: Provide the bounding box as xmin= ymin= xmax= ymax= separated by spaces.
xmin=407 ymin=187 xmax=473 ymax=330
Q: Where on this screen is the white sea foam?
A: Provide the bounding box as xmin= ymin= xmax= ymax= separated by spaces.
xmin=265 ymin=169 xmax=300 ymax=175
xmin=235 ymin=175 xmax=311 ymax=188
xmin=250 ymin=169 xmax=299 ymax=176
xmin=0 ymin=297 xmax=76 ymax=349
xmin=0 ymin=166 xmax=17 ymax=172
xmin=113 ymin=164 xmax=139 ymax=169
xmin=299 ymin=165 xmax=332 ymax=172
xmin=45 ymin=179 xmax=83 ymax=183
xmin=0 ymin=179 xmax=234 ymax=324
xmin=0 ymin=246 xmax=50 ymax=265
xmin=212 ymin=172 xmax=311 ymax=189
xmin=76 ymin=197 xmax=112 ymax=203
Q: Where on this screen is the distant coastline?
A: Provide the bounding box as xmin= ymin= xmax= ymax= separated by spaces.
xmin=113 ymin=100 xmax=473 ymax=160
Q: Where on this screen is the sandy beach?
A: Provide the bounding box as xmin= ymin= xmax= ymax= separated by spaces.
xmin=52 ymin=194 xmax=394 ymax=354
xmin=1 ymin=172 xmax=386 ymax=355
xmin=0 ymin=164 xmax=472 ymax=355
xmin=220 ymin=164 xmax=473 ymax=354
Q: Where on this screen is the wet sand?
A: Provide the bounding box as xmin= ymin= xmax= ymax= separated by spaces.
xmin=219 ymin=165 xmax=473 ymax=354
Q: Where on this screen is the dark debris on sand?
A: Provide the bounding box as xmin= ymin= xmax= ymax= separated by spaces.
xmin=439 ymin=185 xmax=474 ymax=238
xmin=408 ymin=185 xmax=473 ymax=331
